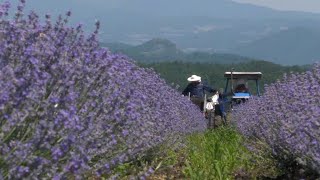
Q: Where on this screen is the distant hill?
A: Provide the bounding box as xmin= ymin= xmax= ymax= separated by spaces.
xmin=128 ymin=38 xmax=185 ymax=61
xmin=183 ymin=52 xmax=255 ymax=64
xmin=100 ymin=42 xmax=134 ymax=52
xmin=102 ymin=39 xmax=184 ymax=62
xmin=113 ymin=0 xmax=319 ymax=19
xmin=17 ymin=0 xmax=320 ymax=65
xmin=20 ymin=0 xmax=320 ymax=21
xmin=232 ymin=27 xmax=320 ymax=65
xmin=102 ymin=39 xmax=255 ymax=64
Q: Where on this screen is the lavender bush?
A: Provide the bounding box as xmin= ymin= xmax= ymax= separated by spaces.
xmin=0 ymin=1 xmax=206 ymax=178
xmin=233 ymin=63 xmax=320 ymax=173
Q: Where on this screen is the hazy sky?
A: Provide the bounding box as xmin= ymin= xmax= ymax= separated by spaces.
xmin=233 ymin=0 xmax=320 ymax=13
xmin=3 ymin=0 xmax=320 ymax=14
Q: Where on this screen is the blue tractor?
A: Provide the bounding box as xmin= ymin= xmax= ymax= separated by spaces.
xmin=224 ymin=71 xmax=262 ymax=106
xmin=203 ymin=71 xmax=262 ymax=128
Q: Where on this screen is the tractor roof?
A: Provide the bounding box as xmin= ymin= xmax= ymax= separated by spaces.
xmin=224 ymin=72 xmax=262 ymax=80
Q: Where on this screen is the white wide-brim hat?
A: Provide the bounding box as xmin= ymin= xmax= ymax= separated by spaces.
xmin=187 ymin=75 xmax=201 ymax=82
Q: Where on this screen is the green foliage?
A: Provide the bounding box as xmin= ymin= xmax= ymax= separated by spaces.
xmin=105 ymin=143 xmax=181 ymax=179
xmin=242 ymin=138 xmax=283 ymax=179
xmin=101 ymin=127 xmax=282 ymax=179
xmin=182 ymin=127 xmax=281 ymax=179
xmin=140 ymin=60 xmax=308 ymax=94
xmin=183 ymin=127 xmax=251 ymax=179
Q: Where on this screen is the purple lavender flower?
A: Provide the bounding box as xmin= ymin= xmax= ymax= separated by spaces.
xmin=233 ymin=63 xmax=320 ymax=173
xmin=0 ymin=1 xmax=206 ymax=178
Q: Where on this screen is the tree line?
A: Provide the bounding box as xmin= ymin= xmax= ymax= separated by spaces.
xmin=139 ymin=60 xmax=309 ymax=94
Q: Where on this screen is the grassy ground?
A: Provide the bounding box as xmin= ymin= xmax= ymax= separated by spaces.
xmin=108 ymin=125 xmax=319 ymax=180
xmin=105 ymin=125 xmax=281 ymax=179
xmin=150 ymin=127 xmax=281 ymax=180
xmin=184 ymin=127 xmax=251 ymax=179
xmin=94 ymin=115 xmax=318 ymax=179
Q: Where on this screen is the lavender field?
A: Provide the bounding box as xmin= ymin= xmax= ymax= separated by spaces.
xmin=0 ymin=1 xmax=207 ymax=178
xmin=1 ymin=0 xmax=320 ymax=179
xmin=233 ymin=63 xmax=320 ymax=174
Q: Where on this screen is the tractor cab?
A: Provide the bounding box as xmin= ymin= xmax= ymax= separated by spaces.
xmin=224 ymin=72 xmax=262 ymax=104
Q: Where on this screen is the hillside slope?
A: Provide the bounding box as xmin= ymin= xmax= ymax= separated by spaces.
xmin=232 ymin=27 xmax=320 ymax=65
xmin=102 ymin=39 xmax=254 ymax=64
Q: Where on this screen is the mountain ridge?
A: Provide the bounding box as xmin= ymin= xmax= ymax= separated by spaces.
xmin=231 ymin=27 xmax=320 ymax=65
xmin=19 ymin=0 xmax=320 ymax=65
xmin=101 ymin=38 xmax=258 ymax=64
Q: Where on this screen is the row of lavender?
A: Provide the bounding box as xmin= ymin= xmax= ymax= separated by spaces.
xmin=233 ymin=63 xmax=320 ymax=173
xmin=0 ymin=1 xmax=206 ymax=179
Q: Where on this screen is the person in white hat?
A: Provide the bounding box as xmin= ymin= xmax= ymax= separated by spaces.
xmin=182 ymin=75 xmax=216 ymax=111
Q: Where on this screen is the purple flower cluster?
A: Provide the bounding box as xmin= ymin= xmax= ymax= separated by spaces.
xmin=0 ymin=1 xmax=206 ymax=178
xmin=233 ymin=63 xmax=320 ymax=173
